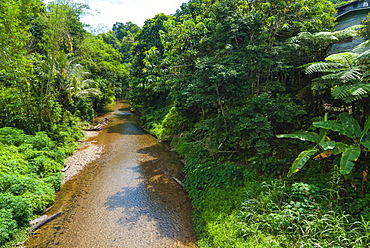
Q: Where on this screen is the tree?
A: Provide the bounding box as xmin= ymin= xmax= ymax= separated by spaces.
xmin=129 ymin=14 xmax=171 ymax=110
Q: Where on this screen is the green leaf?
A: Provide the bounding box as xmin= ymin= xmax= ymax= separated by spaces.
xmin=360 ymin=115 xmax=370 ymax=141
xmin=287 ymin=148 xmax=319 ymax=177
xmin=313 ymin=121 xmax=355 ymax=138
xmin=276 ymin=131 xmax=319 ymax=143
xmin=318 ymin=113 xmax=328 ymax=143
xmin=319 ymin=141 xmax=336 ymax=150
xmin=339 ymin=113 xmax=361 ymax=138
xmin=318 ymin=128 xmax=328 ymax=143
xmin=361 ymin=141 xmax=370 ymax=150
xmin=332 ymin=142 xmax=349 ymax=155
xmin=362 ymin=133 xmax=370 ymax=142
xmin=340 ymin=146 xmax=361 ymax=174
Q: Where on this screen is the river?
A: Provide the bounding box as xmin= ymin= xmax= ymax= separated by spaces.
xmin=26 ymin=100 xmax=197 ymax=248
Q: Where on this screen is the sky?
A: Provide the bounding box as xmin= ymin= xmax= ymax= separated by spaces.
xmin=45 ymin=0 xmax=188 ymax=32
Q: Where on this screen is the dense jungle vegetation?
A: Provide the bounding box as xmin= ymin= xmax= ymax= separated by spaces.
xmin=128 ymin=0 xmax=370 ymax=247
xmin=2 ymin=0 xmax=370 ymax=247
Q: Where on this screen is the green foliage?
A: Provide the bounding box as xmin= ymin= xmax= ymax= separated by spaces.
xmin=182 ymin=159 xmax=245 ymax=208
xmin=189 ymin=176 xmax=370 ymax=247
xmin=237 ymin=181 xmax=369 ymax=247
xmin=0 ymin=127 xmax=74 ymax=245
xmin=0 ymin=209 xmax=17 ymax=245
xmin=152 ymin=106 xmax=189 ymax=140
xmin=278 ymin=113 xmax=370 ymax=177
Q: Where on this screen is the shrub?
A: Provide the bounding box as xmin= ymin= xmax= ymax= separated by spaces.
xmin=183 ymin=159 xmax=245 ymax=208
xmin=152 ymin=106 xmax=188 ymax=140
xmin=0 ymin=126 xmax=76 ymax=245
xmin=0 ymin=209 xmax=17 ymax=246
xmin=0 ymin=127 xmax=26 ymax=146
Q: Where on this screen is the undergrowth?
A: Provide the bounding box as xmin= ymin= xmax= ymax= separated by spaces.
xmin=0 ymin=124 xmax=83 ymax=246
xmin=172 ymin=136 xmax=370 ymax=248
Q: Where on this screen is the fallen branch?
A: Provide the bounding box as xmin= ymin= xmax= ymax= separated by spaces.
xmin=84 ymin=118 xmax=109 ymax=131
xmin=61 ymin=165 xmax=69 ymax=172
xmin=27 ymin=212 xmax=61 ymax=233
xmin=172 ymin=176 xmax=185 ymax=189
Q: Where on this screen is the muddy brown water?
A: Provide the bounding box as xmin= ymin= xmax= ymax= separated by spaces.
xmin=26 ymin=100 xmax=197 ymax=248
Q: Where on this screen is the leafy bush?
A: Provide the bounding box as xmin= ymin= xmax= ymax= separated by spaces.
xmin=152 ymin=106 xmax=188 ymax=140
xmin=0 ymin=127 xmax=74 ymax=245
xmin=183 ymin=159 xmax=245 ymax=208
xmin=0 ymin=127 xmax=26 ymax=146
xmin=0 ymin=209 xmax=17 ymax=246
xmin=171 ymin=134 xmax=210 ymax=160
xmin=25 ymin=132 xmax=55 ymax=151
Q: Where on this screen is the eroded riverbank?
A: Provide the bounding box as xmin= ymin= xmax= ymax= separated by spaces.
xmin=26 ymin=100 xmax=197 ymax=248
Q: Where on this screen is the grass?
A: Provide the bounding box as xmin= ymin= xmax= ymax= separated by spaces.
xmin=188 ymin=178 xmax=370 ymax=248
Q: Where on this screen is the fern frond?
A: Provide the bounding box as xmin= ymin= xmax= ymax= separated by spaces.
xmin=353 ymin=41 xmax=370 ymax=54
xmin=331 ymin=85 xmax=353 ymax=101
xmin=331 ymin=84 xmax=370 ymax=103
xmin=357 ymin=49 xmax=370 ymax=63
xmin=333 ymin=25 xmax=363 ymax=39
xmin=349 ymin=83 xmax=370 ymax=96
xmin=339 ymin=68 xmax=363 ymax=82
xmin=305 ymin=62 xmax=342 ymax=74
xmin=326 ymin=52 xmax=358 ymax=66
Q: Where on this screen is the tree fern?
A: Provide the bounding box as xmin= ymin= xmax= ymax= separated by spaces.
xmin=305 ymin=62 xmax=341 ymax=74
xmin=325 ymin=52 xmax=358 ymax=66
xmin=339 ymin=68 xmax=362 ymax=82
xmin=331 ymin=83 xmax=370 ymax=103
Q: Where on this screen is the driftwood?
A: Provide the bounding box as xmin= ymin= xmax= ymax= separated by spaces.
xmin=172 ymin=176 xmax=185 ymax=189
xmin=27 ymin=212 xmax=61 ymax=233
xmin=84 ymin=118 xmax=109 ymax=131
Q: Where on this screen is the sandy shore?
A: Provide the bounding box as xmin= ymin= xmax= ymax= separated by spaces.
xmin=62 ymin=131 xmax=103 ymax=184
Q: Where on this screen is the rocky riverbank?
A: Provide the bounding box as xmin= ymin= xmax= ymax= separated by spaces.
xmin=62 ymin=131 xmax=103 ymax=184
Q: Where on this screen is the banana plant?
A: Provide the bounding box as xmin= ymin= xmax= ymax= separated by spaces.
xmin=277 ymin=113 xmax=370 ymax=177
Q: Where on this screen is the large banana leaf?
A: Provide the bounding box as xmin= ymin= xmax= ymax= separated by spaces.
xmin=332 ymin=142 xmax=349 ymax=155
xmin=361 ymin=141 xmax=370 ymax=150
xmin=340 ymin=146 xmax=361 ymax=174
xmin=276 ymin=131 xmax=319 ymax=143
xmin=318 ymin=113 xmax=328 ymax=143
xmin=287 ymin=148 xmax=319 ymax=177
xmin=339 ymin=112 xmax=361 ymax=138
xmin=313 ymin=121 xmax=355 ymax=138
xmin=319 ymin=141 xmax=335 ymax=150
xmin=360 ymin=130 xmax=370 ymax=149
xmin=360 ymin=115 xmax=370 ymax=141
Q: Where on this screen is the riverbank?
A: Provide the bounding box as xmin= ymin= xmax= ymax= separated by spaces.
xmin=62 ymin=131 xmax=103 ymax=184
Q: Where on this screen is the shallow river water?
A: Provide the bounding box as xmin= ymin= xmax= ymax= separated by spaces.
xmin=26 ymin=100 xmax=197 ymax=248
